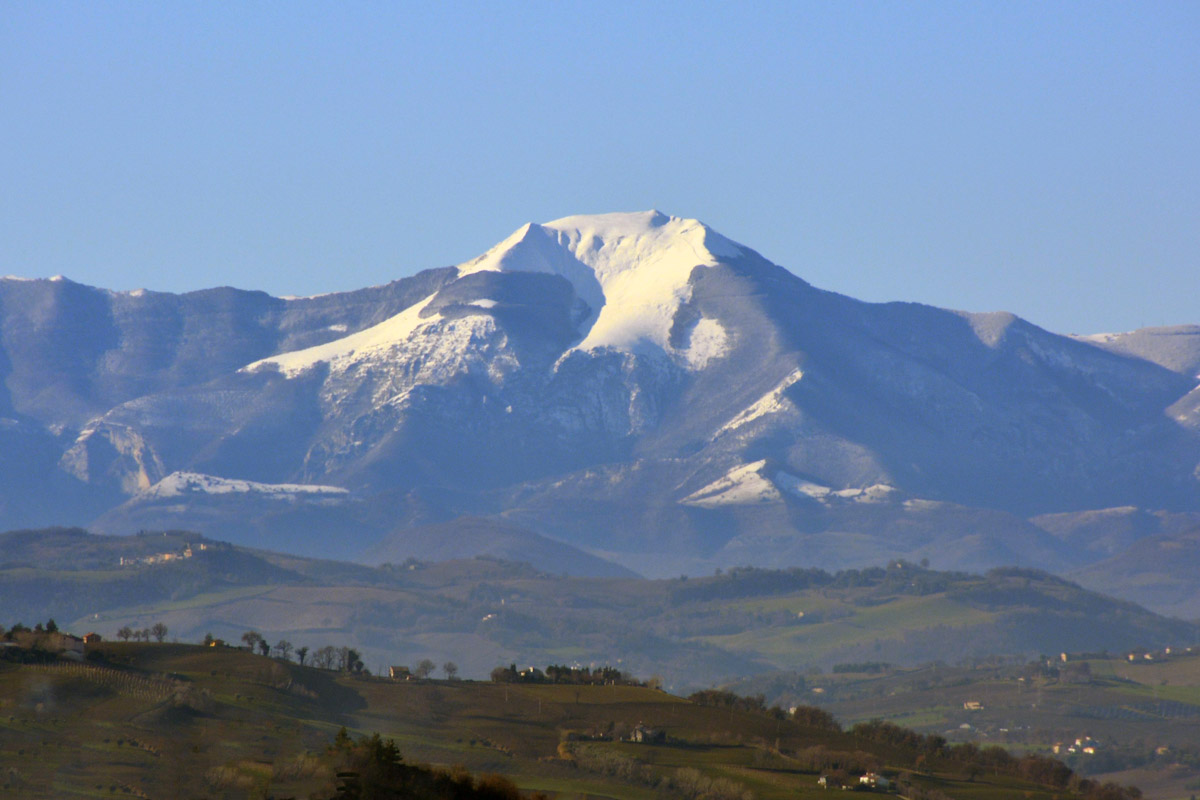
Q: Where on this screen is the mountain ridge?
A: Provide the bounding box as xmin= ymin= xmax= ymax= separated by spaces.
xmin=3 ymin=211 xmax=1200 ymax=598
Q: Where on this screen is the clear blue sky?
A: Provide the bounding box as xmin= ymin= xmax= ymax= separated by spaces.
xmin=2 ymin=2 xmax=1197 ymax=334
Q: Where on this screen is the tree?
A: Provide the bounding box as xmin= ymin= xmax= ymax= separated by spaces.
xmin=45 ymin=618 xmax=58 ymax=633
xmin=117 ymin=626 xmax=133 ymax=642
xmin=140 ymin=628 xmax=151 ymax=642
xmin=202 ymin=632 xmax=215 ymax=646
xmin=274 ymin=640 xmax=293 ymax=661
xmin=241 ymin=630 xmax=263 ymax=651
xmin=415 ymin=659 xmax=436 ymax=679
xmin=337 ymin=647 xmax=363 ymax=672
xmin=312 ymin=645 xmax=337 ymax=670
xmin=258 ymin=639 xmax=270 ymax=657
xmin=443 ymin=661 xmax=458 ymax=680
xmin=150 ymin=622 xmax=168 ymax=643
xmin=296 ymin=646 xmax=309 ymax=666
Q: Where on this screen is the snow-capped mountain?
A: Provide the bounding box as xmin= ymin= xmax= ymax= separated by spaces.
xmin=3 ymin=211 xmax=1200 ymax=588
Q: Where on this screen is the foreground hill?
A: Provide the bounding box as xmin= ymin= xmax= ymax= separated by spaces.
xmin=0 ymin=641 xmax=1140 ymax=799
xmin=2 ymin=529 xmax=1195 ymax=691
xmin=3 ymin=212 xmax=1200 ymax=587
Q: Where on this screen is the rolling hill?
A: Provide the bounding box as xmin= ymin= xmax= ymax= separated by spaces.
xmin=0 ymin=640 xmax=1142 ymax=800
xmin=2 ymin=529 xmax=1195 ymax=692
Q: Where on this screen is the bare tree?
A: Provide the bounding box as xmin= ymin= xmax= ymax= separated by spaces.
xmin=296 ymin=646 xmax=309 ymax=666
xmin=241 ymin=631 xmax=263 ymax=651
xmin=312 ymin=645 xmax=337 ymax=670
xmin=150 ymin=622 xmax=168 ymax=643
xmin=117 ymin=626 xmax=133 ymax=642
xmin=415 ymin=658 xmax=436 ymax=679
xmin=273 ymin=640 xmax=293 ymax=661
xmin=443 ymin=661 xmax=459 ymax=680
xmin=258 ymin=639 xmax=270 ymax=657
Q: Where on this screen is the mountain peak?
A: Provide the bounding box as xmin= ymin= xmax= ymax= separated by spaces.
xmin=459 ymin=211 xmax=744 ymax=355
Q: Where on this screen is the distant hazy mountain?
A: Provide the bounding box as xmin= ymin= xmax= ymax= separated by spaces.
xmin=3 ymin=211 xmax=1200 ymax=590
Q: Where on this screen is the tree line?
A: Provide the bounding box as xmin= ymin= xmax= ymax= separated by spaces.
xmin=489 ymin=663 xmax=639 ymax=685
xmin=228 ymin=631 xmax=459 ymax=679
xmin=115 ymin=622 xmax=168 ymax=642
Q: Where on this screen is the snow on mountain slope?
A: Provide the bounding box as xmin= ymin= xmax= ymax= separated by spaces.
xmin=243 ymin=210 xmax=742 ymax=382
xmin=1076 ymin=325 xmax=1200 ymax=378
xmin=140 ymin=471 xmax=348 ymax=501
xmin=680 ymin=460 xmax=899 ymax=509
xmin=773 ymin=472 xmax=897 ymax=504
xmin=244 ymin=295 xmax=440 ymax=377
xmin=680 ymin=461 xmax=783 ymax=507
xmin=715 ymin=368 xmax=804 ymax=437
xmin=461 ymin=210 xmax=741 ymax=358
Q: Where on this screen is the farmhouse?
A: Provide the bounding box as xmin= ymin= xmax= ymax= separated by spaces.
xmin=860 ymin=772 xmax=891 ymax=789
xmin=10 ymin=631 xmax=87 ymax=658
xmin=389 ymin=666 xmax=413 ymax=680
xmin=119 ymin=542 xmax=208 ymax=567
xmin=628 ymin=725 xmax=665 ymax=744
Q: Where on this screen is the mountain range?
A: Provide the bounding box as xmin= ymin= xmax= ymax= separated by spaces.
xmin=3 ymin=211 xmax=1200 ymax=609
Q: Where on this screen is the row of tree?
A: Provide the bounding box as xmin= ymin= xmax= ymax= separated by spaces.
xmin=231 ymin=631 xmax=459 ymax=679
xmin=4 ymin=618 xmax=169 ymax=643
xmin=490 ymin=663 xmax=638 ymax=685
xmin=686 ymin=689 xmax=840 ymax=731
xmin=406 ymin=658 xmax=459 ymax=679
xmin=236 ymin=630 xmax=338 ymax=668
xmin=116 ymin=622 xmax=168 ymax=642
xmin=1 ymin=618 xmax=62 ymax=639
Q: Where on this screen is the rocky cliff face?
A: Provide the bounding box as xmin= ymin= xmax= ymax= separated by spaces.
xmin=3 ymin=212 xmax=1199 ymax=582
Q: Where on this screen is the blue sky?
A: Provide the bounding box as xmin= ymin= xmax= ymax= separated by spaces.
xmin=2 ymin=2 xmax=1197 ymax=334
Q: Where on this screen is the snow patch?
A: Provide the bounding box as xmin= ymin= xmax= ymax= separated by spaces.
xmin=470 ymin=298 xmax=498 ymax=309
xmin=964 ymin=311 xmax=1018 ymax=348
xmin=716 ymin=368 xmax=804 ymax=436
xmin=327 ymin=323 xmax=348 ymax=332
xmin=680 ymin=460 xmax=782 ymax=507
xmin=682 ymin=318 xmax=729 ymax=369
xmin=1 ymin=275 xmax=36 ymax=282
xmin=1077 ymin=332 xmax=1124 ymax=344
xmin=773 ymin=472 xmax=832 ymax=499
xmin=140 ymin=471 xmax=348 ymax=501
xmin=775 ymin=473 xmax=898 ymax=505
xmin=243 ymin=295 xmax=439 ymax=377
